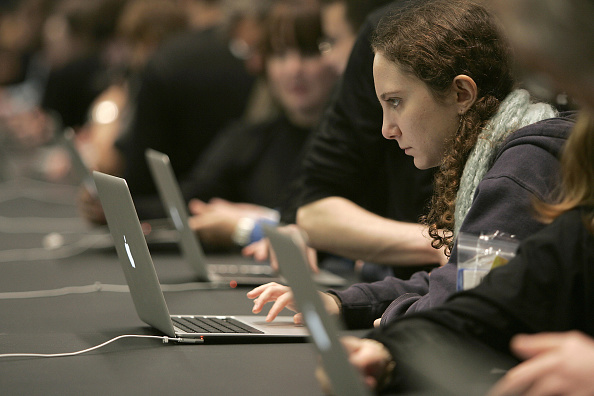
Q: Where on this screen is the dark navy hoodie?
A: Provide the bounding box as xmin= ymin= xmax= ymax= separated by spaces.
xmin=330 ymin=112 xmax=576 ymax=329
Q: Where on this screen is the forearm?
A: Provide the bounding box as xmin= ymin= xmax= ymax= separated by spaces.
xmin=297 ymin=197 xmax=445 ymax=266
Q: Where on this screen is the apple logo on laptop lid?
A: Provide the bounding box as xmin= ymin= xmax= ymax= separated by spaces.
xmin=124 ymin=235 xmax=136 ymax=269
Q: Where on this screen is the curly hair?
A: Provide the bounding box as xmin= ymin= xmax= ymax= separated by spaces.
xmin=371 ymin=0 xmax=515 ymax=255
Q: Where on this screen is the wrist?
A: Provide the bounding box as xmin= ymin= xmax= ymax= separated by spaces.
xmin=363 ymin=338 xmax=396 ymax=390
xmin=323 ymin=292 xmax=342 ymax=315
xmin=232 ymin=217 xmax=256 ymax=246
xmin=232 ymin=217 xmax=279 ymax=247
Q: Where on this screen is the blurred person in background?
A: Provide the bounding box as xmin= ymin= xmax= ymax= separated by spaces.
xmin=78 ymin=0 xmax=263 ymax=224
xmin=318 ymin=0 xmax=393 ymax=76
xmin=183 ymin=0 xmax=339 ymax=249
xmin=40 ymin=0 xmax=129 ymax=131
xmin=0 ymin=0 xmax=126 ymax=181
xmin=103 ymin=0 xmax=256 ymax=198
xmin=242 ymin=0 xmax=442 ymax=283
xmin=77 ymin=0 xmax=191 ymax=179
xmin=120 ymin=0 xmax=339 ymax=251
xmin=0 ymin=0 xmax=58 ymax=149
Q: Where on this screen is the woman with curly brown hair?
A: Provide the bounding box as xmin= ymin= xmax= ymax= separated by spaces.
xmin=248 ymin=0 xmax=576 ymax=329
xmin=338 ymin=0 xmax=594 ymax=391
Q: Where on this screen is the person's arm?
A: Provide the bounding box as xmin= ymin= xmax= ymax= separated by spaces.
xmin=297 ymin=197 xmax=446 ymax=265
xmin=367 ymin=208 xmax=594 ymax=392
xmin=297 ymin=3 xmax=438 ymax=266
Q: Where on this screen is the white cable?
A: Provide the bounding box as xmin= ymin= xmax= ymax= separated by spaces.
xmin=0 ymin=180 xmax=79 ymax=205
xmin=0 ymin=176 xmax=79 ymax=192
xmin=0 ymin=334 xmax=180 ymax=358
xmin=0 ymin=233 xmax=111 ymax=262
xmin=0 ymin=281 xmax=225 ymax=299
xmin=0 ymin=216 xmax=89 ymax=234
xmin=0 ymin=282 xmax=129 ymax=299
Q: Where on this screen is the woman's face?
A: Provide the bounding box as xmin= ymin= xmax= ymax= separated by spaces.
xmin=373 ymin=52 xmax=460 ymax=169
xmin=267 ymin=49 xmax=337 ymax=126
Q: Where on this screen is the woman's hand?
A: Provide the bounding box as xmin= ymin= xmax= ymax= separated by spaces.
xmin=242 ymin=224 xmax=319 ymax=273
xmin=188 ymin=199 xmax=240 ymax=247
xmin=316 ymin=336 xmax=394 ymax=393
xmin=241 ymin=237 xmax=272 ymax=262
xmin=247 ymin=282 xmax=341 ymax=323
xmin=247 ymin=282 xmax=301 ymax=323
xmin=77 ymin=186 xmax=106 ymax=225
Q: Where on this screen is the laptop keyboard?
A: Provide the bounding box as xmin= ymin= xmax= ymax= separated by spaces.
xmin=208 ymin=264 xmax=273 ymax=276
xmin=172 ymin=316 xmax=264 ymax=334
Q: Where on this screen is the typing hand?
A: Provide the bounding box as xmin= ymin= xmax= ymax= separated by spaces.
xmin=242 ymin=238 xmax=272 ymax=262
xmin=247 ymin=282 xmax=302 ymax=324
xmin=78 ymin=186 xmax=106 ymax=225
xmin=242 ymin=224 xmax=319 ymax=273
xmin=339 ymin=336 xmax=394 ymax=390
xmin=247 ymin=282 xmax=341 ymax=324
xmin=188 ymin=199 xmax=240 ymax=247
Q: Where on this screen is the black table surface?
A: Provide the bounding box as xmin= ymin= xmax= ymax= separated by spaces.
xmin=0 ymin=177 xmax=362 ymax=395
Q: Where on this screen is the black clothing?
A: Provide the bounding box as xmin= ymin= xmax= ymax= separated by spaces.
xmin=370 ymin=206 xmax=594 ymax=394
xmin=134 ymin=114 xmax=312 ymax=220
xmin=115 ymin=27 xmax=255 ymax=197
xmin=292 ymin=2 xmax=436 ymax=280
xmin=298 ymin=1 xmax=435 ymax=225
xmin=181 ymin=113 xmax=311 ymax=207
xmin=41 ymin=53 xmax=110 ymax=129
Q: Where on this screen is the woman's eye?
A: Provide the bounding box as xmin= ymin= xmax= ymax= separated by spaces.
xmin=388 ymin=98 xmax=401 ymax=108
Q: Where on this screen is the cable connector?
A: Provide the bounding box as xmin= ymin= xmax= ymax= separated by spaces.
xmin=163 ymin=336 xmax=204 ymax=344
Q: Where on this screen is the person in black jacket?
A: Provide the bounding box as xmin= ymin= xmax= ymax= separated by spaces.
xmin=132 ymin=0 xmax=339 ymax=250
xmin=77 ymin=0 xmax=261 ymax=225
xmin=112 ymin=0 xmax=256 ymax=198
xmin=294 ymin=0 xmax=443 ymax=276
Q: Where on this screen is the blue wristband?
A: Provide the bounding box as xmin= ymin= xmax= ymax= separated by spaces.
xmin=249 ymin=218 xmax=279 ymax=244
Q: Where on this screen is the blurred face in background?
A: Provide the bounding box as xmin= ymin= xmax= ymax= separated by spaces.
xmin=319 ymin=1 xmax=356 ymax=76
xmin=263 ymin=1 xmax=338 ymax=127
xmin=490 ymin=0 xmax=594 ymax=111
xmin=266 ymin=48 xmax=336 ymax=127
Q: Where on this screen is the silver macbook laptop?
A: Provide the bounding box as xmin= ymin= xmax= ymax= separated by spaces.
xmin=264 ymin=225 xmax=371 ymax=396
xmin=145 ymin=148 xmax=348 ymax=287
xmin=60 ymin=127 xmax=98 ymax=197
xmin=93 ymin=170 xmax=309 ymax=342
xmin=59 ymin=131 xmax=178 ymax=246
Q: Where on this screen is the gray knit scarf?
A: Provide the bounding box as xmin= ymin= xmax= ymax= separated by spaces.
xmin=454 ymin=89 xmax=558 ymax=237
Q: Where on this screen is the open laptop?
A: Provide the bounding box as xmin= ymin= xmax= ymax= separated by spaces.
xmin=92 ymin=170 xmax=309 ymax=342
xmin=265 ymin=226 xmax=520 ymax=395
xmin=264 ymin=225 xmax=372 ymax=395
xmin=59 ymin=130 xmax=179 ymax=246
xmin=145 ymin=148 xmax=348 ymax=287
xmin=60 ymin=127 xmax=98 ymax=197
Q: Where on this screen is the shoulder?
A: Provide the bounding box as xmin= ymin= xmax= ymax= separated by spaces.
xmin=215 ymin=116 xmax=285 ymax=144
xmin=487 ymin=112 xmax=577 ymax=180
xmin=520 ymin=207 xmax=594 ymax=262
xmin=499 ymin=111 xmax=577 ymax=153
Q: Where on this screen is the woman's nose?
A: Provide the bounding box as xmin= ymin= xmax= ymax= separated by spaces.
xmin=382 ymin=122 xmax=401 ymax=140
xmin=284 ymin=51 xmax=305 ymax=74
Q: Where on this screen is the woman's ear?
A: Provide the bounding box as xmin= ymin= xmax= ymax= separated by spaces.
xmin=452 ymin=75 xmax=478 ymax=114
